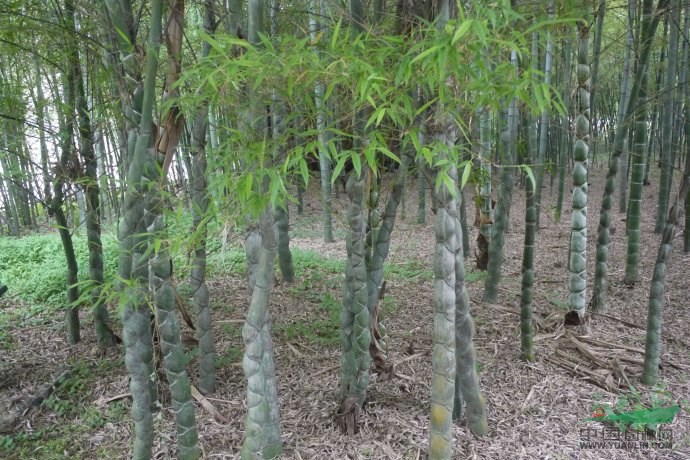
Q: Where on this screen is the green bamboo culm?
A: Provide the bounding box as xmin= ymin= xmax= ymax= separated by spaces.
xmin=63 ymin=0 xmax=116 ymax=347
xmin=552 ymin=38 xmax=572 ymax=223
xmin=591 ymin=0 xmax=668 ymax=310
xmin=428 ymin=114 xmax=457 ymax=460
xmin=309 ymin=0 xmax=334 ymax=243
xmin=520 ymin=30 xmax=540 ymax=362
xmin=148 ymin=213 xmax=200 ymax=459
xmin=554 ymin=38 xmax=571 ymax=224
xmin=617 ymin=0 xmax=635 ymax=215
xmin=271 ymin=30 xmax=296 ymax=284
xmin=476 ymin=106 xmax=492 ymax=271
xmin=337 ymin=0 xmax=372 ymax=435
xmin=643 ymin=146 xmax=690 ymax=384
xmin=428 ymin=2 xmax=458 ymax=455
xmin=678 ymin=2 xmax=690 ymax=252
xmin=54 ymin=53 xmax=80 ymax=346
xmin=484 ymin=50 xmax=518 ymax=303
xmin=624 ymin=100 xmax=648 ymax=285
xmin=241 ymin=209 xmax=283 ymax=459
xmin=241 ymin=0 xmax=283 ymax=455
xmin=189 ymin=0 xmax=217 ymax=396
xmin=458 ymin=185 xmax=470 ymax=257
xmin=367 ymin=149 xmax=412 ymax=340
xmin=520 ymin=154 xmax=537 ymax=361
xmin=643 ymin=1 xmax=690 ymax=385
xmin=275 ymin=204 xmax=295 ymax=282
xmin=533 ymin=12 xmax=554 ymax=229
xmin=655 ymin=0 xmax=679 ymax=233
xmin=365 ymin=173 xmax=381 ymax=311
xmin=567 ymin=15 xmax=590 ymax=323
xmin=453 ymin=187 xmax=489 ymax=435
xmin=418 ymin=155 xmax=426 ymax=224
xmin=106 ymin=0 xmax=165 ymax=456
xmin=339 ymin=166 xmax=371 ymax=434
xmin=623 ymin=3 xmax=655 ymax=286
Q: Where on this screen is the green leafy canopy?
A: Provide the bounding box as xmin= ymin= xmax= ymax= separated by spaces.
xmin=176 ymin=4 xmax=571 ymax=215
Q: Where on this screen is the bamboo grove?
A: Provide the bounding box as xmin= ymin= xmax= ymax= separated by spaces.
xmin=0 ymin=0 xmax=689 ymax=458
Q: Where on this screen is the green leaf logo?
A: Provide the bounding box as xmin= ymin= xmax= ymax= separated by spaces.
xmin=587 ymin=406 xmax=680 ymax=425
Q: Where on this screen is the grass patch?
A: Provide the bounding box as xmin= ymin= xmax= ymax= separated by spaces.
xmin=0 ymin=356 xmax=127 ymax=459
xmin=385 ymin=259 xmax=487 ymax=284
xmin=0 ymin=401 xmax=128 ymax=459
xmin=290 ymin=215 xmax=347 ymax=240
xmin=547 ymin=292 xmax=569 ymax=310
xmin=291 ymin=250 xmax=343 ymax=277
xmin=0 ymin=233 xmax=119 ymax=308
xmin=216 ymin=345 xmax=243 ymax=368
xmin=208 ymin=249 xmax=247 ymax=277
xmin=280 ymin=292 xmax=341 ymax=346
xmin=386 ymin=259 xmax=433 ymax=280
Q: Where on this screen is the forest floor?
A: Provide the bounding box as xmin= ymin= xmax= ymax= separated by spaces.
xmin=1 ymin=165 xmax=689 ymax=459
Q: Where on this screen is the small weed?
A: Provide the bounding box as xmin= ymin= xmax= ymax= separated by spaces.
xmin=107 ymin=401 xmax=129 ymax=421
xmin=382 ymin=296 xmax=397 ymax=315
xmin=0 ymin=234 xmax=120 ymax=308
xmin=222 ymin=323 xmax=243 ymax=338
xmin=320 ymin=292 xmax=340 ymax=313
xmin=96 ymin=356 xmax=124 ymax=373
xmin=292 ymin=250 xmax=343 ymax=277
xmin=281 ymin=293 xmax=341 ymax=346
xmin=385 ymin=260 xmax=486 ymax=283
xmin=0 ymin=428 xmax=66 ymax=459
xmin=590 ymin=385 xmax=680 ymax=434
xmin=386 ymin=259 xmax=432 ymax=280
xmin=547 ymin=292 xmax=569 ymax=310
xmin=0 ymin=329 xmax=17 ymax=351
xmin=213 ymin=302 xmax=235 ymax=316
xmin=324 ymin=274 xmax=345 ymax=289
xmin=208 ymin=249 xmax=246 ymax=276
xmin=465 ymin=270 xmax=487 ymax=283
xmin=45 ymin=396 xmax=74 ymax=417
xmin=290 ymin=216 xmax=347 ymax=240
xmin=216 ymin=346 xmax=243 ymax=368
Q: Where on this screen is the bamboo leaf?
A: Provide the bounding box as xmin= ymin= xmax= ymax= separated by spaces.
xmin=411 ymin=46 xmax=439 ymax=65
xmin=299 ymin=158 xmax=309 ymax=186
xmin=452 ymin=20 xmax=473 ymax=45
xmin=460 ymin=161 xmax=472 ymax=190
xmin=330 ymin=20 xmax=342 ymax=51
xmin=332 ymin=156 xmax=348 ymax=184
xmin=521 ymin=165 xmax=536 ymax=194
xmin=351 ymin=153 xmax=362 ymax=178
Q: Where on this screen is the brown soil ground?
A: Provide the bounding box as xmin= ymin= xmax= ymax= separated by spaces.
xmin=1 ymin=165 xmax=689 ymax=459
